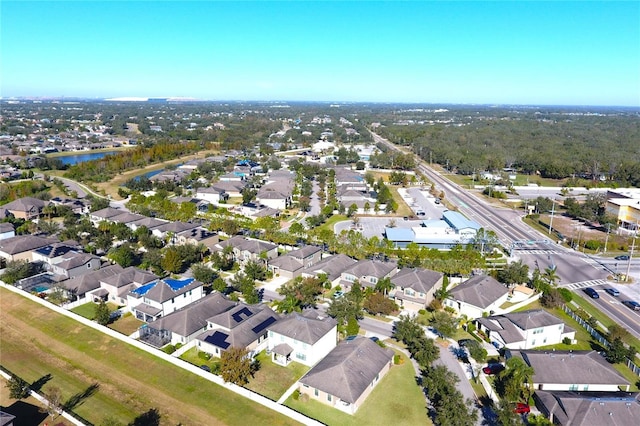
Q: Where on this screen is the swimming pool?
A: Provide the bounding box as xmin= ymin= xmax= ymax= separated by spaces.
xmin=33 ymin=285 xmax=49 ymax=293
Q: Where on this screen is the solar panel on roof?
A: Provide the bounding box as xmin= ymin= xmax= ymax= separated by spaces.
xmin=232 ymin=306 xmax=253 ymax=323
xmin=251 ymin=316 xmax=277 ymax=334
xmin=204 ymin=331 xmax=230 ymax=349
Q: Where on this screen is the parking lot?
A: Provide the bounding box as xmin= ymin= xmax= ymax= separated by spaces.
xmin=401 ymin=187 xmax=448 ymax=219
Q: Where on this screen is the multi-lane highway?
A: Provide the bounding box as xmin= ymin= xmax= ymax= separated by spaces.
xmin=370 ymin=131 xmax=640 ymax=336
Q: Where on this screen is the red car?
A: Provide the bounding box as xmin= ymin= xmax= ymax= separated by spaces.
xmin=482 ymin=364 xmax=505 ymax=375
xmin=514 ymin=403 xmax=530 ymax=414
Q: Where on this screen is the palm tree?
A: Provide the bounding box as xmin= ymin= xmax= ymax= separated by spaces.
xmin=542 ymin=266 xmax=560 ymax=287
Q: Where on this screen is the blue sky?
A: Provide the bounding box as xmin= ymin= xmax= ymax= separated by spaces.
xmin=2 ymin=1 xmax=639 ymax=106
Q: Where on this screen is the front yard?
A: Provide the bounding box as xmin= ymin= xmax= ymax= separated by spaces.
xmin=285 ymin=350 xmax=431 ymax=425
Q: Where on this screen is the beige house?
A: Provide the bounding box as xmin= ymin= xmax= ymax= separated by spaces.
xmin=298 ymin=337 xmax=393 ymax=414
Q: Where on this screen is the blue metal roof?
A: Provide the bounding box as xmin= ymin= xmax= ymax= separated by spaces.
xmin=132 ymin=277 xmax=195 ymax=296
xmin=443 ymin=211 xmax=480 ymax=231
xmin=385 ymin=227 xmax=415 ymax=241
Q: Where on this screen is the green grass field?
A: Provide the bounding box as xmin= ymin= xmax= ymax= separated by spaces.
xmin=245 ymin=351 xmax=310 ymax=401
xmin=285 ymin=350 xmax=431 ymax=425
xmin=0 ymin=288 xmax=299 ymax=426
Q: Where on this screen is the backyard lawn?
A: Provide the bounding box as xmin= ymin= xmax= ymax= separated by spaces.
xmin=108 ymin=312 xmax=144 ymax=336
xmin=245 ymin=351 xmax=310 ymax=401
xmin=0 ymin=288 xmax=299 ymax=426
xmin=285 ymin=350 xmax=431 ymax=426
xmin=70 ymin=302 xmax=98 ymax=319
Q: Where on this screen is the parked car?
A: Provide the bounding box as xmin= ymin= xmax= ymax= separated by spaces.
xmin=605 ymin=288 xmax=620 ymax=297
xmin=622 ymin=300 xmax=640 ymax=311
xmin=482 ymin=364 xmax=505 ymax=375
xmin=514 ymin=403 xmax=531 ymax=414
xmin=200 ymin=365 xmax=211 ymax=372
xmin=332 ymin=291 xmax=344 ymax=299
xmin=583 ymin=288 xmax=599 ymax=299
xmin=615 ymin=255 xmax=630 ymax=260
xmin=458 ymin=339 xmax=474 ymax=347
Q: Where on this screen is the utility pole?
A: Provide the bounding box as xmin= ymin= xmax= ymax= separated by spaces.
xmin=604 ymin=223 xmax=611 ymax=253
xmin=548 ymin=198 xmax=555 ymax=235
xmin=625 ymin=235 xmax=636 ymax=281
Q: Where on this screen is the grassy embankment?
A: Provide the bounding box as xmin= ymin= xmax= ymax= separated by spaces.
xmin=0 ymin=288 xmax=299 ymax=426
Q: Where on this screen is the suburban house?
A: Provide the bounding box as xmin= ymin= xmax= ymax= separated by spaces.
xmin=175 ymin=226 xmax=218 ymax=248
xmin=215 ymin=236 xmax=278 ymax=264
xmin=128 ymin=216 xmax=168 ymax=232
xmin=152 ymin=221 xmax=199 ymax=242
xmin=0 ymin=223 xmax=15 ymax=240
xmin=61 ymin=264 xmax=122 ymax=301
xmin=195 ymin=187 xmax=228 ymax=204
xmin=534 ymin=391 xmax=640 ymax=426
xmin=0 ymin=235 xmax=59 ymax=262
xmin=255 ymin=186 xmax=292 ymax=210
xmin=196 ymin=303 xmax=280 ymax=358
xmin=389 ymin=267 xmax=444 ymax=311
xmin=139 ymin=292 xmax=236 ymax=347
xmin=339 ymin=259 xmax=398 ymax=291
xmin=267 ymin=245 xmax=323 ymax=279
xmin=476 ymin=309 xmax=576 ymax=350
xmin=0 ymin=411 xmax=15 ymax=426
xmin=297 ymin=337 xmax=394 ymax=415
xmin=128 ymin=277 xmax=205 ymax=322
xmin=49 ymin=197 xmax=89 ymax=215
xmin=301 ymin=254 xmax=357 ymax=287
xmin=507 ymin=350 xmax=631 ymax=392
xmin=89 ymin=207 xmax=126 ymax=226
xmin=33 ymin=243 xmax=101 ymax=279
xmin=267 ymin=310 xmax=337 ymax=367
xmin=0 ymin=196 xmax=47 ymax=220
xmin=211 ymin=181 xmax=246 ymax=198
xmin=444 ymin=275 xmax=510 ymax=319
xmin=89 ymin=266 xmax=158 ymax=305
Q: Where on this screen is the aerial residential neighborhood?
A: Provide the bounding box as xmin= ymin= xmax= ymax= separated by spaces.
xmin=0 ymin=99 xmax=638 ymax=426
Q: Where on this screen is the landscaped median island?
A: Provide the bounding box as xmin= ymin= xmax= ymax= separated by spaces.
xmin=0 ymin=288 xmax=300 ymax=426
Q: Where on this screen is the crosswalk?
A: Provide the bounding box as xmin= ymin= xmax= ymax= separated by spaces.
xmin=562 ymin=279 xmax=608 ymax=290
xmin=513 ymin=249 xmax=563 ymax=255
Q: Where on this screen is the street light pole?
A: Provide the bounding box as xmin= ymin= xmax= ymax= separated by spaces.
xmin=604 ymin=223 xmax=611 ymax=253
xmin=548 ymin=198 xmax=555 ymax=235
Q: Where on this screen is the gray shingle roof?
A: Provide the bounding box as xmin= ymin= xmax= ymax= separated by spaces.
xmin=448 ymin=275 xmax=509 ymax=309
xmin=0 ymin=235 xmax=58 ymax=255
xmin=1 ymin=196 xmax=47 ymax=212
xmin=288 ymin=245 xmax=322 ymax=259
xmin=199 ymin=303 xmax=280 ymax=349
xmin=101 ymin=266 xmax=157 ymax=289
xmin=392 ymin=267 xmax=443 ymax=293
xmin=511 ymin=350 xmax=630 ymax=387
xmin=268 ymin=255 xmax=303 ymax=272
xmin=343 ymin=260 xmax=397 ymax=280
xmin=299 ymin=338 xmax=393 ymax=404
xmin=218 ymin=236 xmax=277 ymax=254
xmin=535 ymin=391 xmax=640 ymax=426
xmin=61 ymin=264 xmax=124 ymax=295
xmin=301 ymin=254 xmax=357 ymax=282
xmin=147 ymin=293 xmax=235 ymax=337
xmin=268 ymin=311 xmax=337 ymax=345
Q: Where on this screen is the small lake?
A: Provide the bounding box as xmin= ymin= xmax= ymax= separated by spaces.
xmin=57 ymin=151 xmax=119 ymax=166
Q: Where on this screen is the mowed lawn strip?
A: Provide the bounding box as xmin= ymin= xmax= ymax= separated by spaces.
xmin=0 ymin=288 xmax=299 ymax=426
xmin=285 ymin=350 xmax=431 ymax=425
